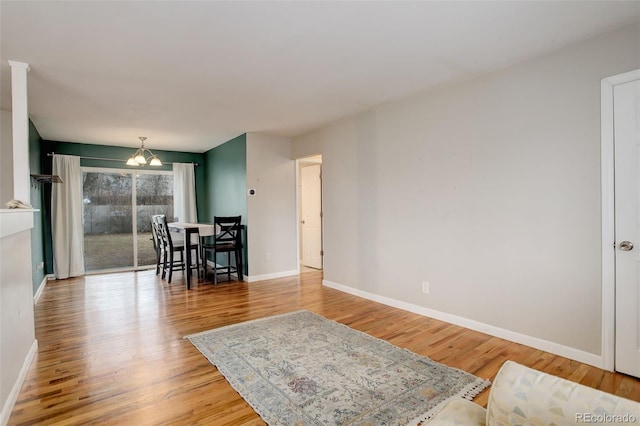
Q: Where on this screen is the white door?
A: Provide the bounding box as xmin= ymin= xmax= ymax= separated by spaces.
xmin=301 ymin=163 xmax=323 ymax=269
xmin=614 ymin=78 xmax=640 ymax=378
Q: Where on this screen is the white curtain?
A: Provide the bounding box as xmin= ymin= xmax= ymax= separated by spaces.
xmin=52 ymin=154 xmax=85 ymax=279
xmin=173 ymin=162 xmax=197 ymax=223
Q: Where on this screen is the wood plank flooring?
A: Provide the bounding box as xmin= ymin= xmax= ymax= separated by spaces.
xmin=8 ymin=269 xmax=640 ymax=425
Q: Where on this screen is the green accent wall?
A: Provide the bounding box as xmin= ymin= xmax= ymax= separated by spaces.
xmin=202 ymin=134 xmax=247 ymax=220
xmin=29 ymin=121 xmax=45 ymax=294
xmin=40 ymin=140 xmax=205 ymax=275
xmin=202 ymin=134 xmax=248 ymax=274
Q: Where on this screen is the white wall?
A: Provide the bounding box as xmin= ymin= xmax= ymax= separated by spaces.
xmin=0 ymin=216 xmax=36 ymax=424
xmin=292 ymin=23 xmax=640 ymax=361
xmin=0 ymin=111 xmax=13 ymax=204
xmin=0 ymin=89 xmax=37 ymax=425
xmin=246 ymin=133 xmax=298 ymax=279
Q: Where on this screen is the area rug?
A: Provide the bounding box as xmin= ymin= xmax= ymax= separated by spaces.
xmin=186 ymin=310 xmax=490 ymax=425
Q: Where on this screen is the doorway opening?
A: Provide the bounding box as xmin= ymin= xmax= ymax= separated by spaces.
xmin=297 ymin=155 xmax=323 ymax=272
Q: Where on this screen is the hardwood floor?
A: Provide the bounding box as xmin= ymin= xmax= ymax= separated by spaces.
xmin=8 ymin=269 xmax=640 ymax=425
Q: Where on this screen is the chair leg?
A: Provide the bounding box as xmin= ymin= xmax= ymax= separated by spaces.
xmin=235 ymin=248 xmax=243 ymax=281
xmin=168 ymin=250 xmax=174 ymax=283
xmin=213 ymin=248 xmax=218 ymax=285
xmin=194 ymin=246 xmax=201 ymax=279
xmin=201 ymin=237 xmax=206 ymax=278
xmin=203 ymin=248 xmax=208 ymax=280
xmin=201 ymin=247 xmax=205 ymax=276
xmin=227 ymin=252 xmax=231 ymax=282
xmin=162 ymin=248 xmax=167 ymax=279
xmin=155 ymin=247 xmax=161 ymax=275
xmin=187 ymin=249 xmax=192 ymax=277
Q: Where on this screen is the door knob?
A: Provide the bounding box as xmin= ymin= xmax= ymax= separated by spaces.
xmin=301 ymin=220 xmax=305 ymax=224
xmin=619 ymin=241 xmax=634 ymax=251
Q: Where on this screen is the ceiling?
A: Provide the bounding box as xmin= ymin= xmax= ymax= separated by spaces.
xmin=1 ymin=1 xmax=639 ymax=153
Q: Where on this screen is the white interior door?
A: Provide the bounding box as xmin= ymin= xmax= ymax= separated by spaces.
xmin=301 ymin=163 xmax=322 ymax=269
xmin=614 ymin=78 xmax=640 ymax=378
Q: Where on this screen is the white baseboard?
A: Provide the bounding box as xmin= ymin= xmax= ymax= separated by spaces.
xmin=203 ymin=260 xmax=298 ymax=283
xmin=33 ymin=274 xmax=53 ymax=304
xmin=322 ymin=279 xmax=604 ymax=369
xmin=247 ymin=269 xmax=299 ymax=283
xmin=0 ymin=339 xmax=38 ymax=426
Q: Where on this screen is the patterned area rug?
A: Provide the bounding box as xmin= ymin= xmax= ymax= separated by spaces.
xmin=186 ymin=310 xmax=490 ymax=425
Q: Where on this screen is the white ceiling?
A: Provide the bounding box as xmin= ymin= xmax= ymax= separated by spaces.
xmin=1 ymin=1 xmax=639 ymax=153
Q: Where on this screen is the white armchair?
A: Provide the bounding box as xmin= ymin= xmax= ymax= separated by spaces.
xmin=428 ymin=360 xmax=639 ymax=425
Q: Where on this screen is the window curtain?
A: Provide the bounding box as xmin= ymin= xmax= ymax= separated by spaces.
xmin=52 ymin=154 xmax=85 ymax=279
xmin=173 ymin=162 xmax=197 ymax=223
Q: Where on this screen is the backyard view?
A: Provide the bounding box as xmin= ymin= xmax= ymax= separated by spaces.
xmin=82 ymin=170 xmax=173 ymax=271
xmin=84 ymin=233 xmax=156 ymax=271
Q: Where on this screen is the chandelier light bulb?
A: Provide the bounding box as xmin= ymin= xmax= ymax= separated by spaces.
xmin=134 ymin=152 xmax=147 ymax=164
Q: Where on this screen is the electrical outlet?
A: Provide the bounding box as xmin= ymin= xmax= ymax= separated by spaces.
xmin=421 ymin=281 xmax=430 ymax=294
xmin=37 ymin=262 xmax=44 ymax=270
xmin=266 ymin=252 xmax=271 ymax=261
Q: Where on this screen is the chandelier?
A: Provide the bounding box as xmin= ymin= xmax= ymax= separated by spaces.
xmin=126 ymin=136 xmax=162 ymax=166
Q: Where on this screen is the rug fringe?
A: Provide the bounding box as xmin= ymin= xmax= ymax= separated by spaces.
xmin=461 ymin=378 xmax=491 ymax=400
xmin=406 ymin=378 xmax=491 ymax=426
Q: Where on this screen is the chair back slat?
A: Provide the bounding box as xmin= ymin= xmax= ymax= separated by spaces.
xmin=203 ymin=215 xmax=243 ymax=284
xmin=154 ymin=215 xmax=175 ymax=249
xmin=214 ymin=216 xmax=242 ymax=246
xmin=151 ymin=214 xmax=165 ymax=249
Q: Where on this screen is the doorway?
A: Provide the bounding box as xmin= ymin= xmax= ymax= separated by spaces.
xmin=602 ymin=69 xmax=640 ymax=378
xmin=298 ymin=155 xmax=323 ymax=270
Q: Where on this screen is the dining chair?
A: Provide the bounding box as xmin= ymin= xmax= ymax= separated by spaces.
xmin=151 ymin=214 xmax=165 ymax=275
xmin=156 ymin=216 xmax=201 ymax=283
xmin=202 ymin=216 xmax=243 ymax=285
xmin=156 ymin=215 xmax=184 ymax=283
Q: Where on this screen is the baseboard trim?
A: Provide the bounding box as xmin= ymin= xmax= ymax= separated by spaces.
xmin=322 ymin=279 xmax=604 ymax=369
xmin=203 ymin=261 xmax=299 ymax=283
xmin=33 ymin=274 xmax=53 ymax=304
xmin=0 ymin=339 xmax=38 ymax=426
xmin=246 ymin=269 xmax=299 ymax=283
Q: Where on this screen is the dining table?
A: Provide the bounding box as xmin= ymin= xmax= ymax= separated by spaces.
xmin=167 ymin=222 xmax=217 ymax=289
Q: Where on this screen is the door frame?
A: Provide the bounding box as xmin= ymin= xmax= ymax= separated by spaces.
xmin=601 ymin=69 xmax=640 ymax=372
xmin=295 ymin=155 xmax=323 ymax=271
xmin=81 ymin=166 xmax=173 ymax=273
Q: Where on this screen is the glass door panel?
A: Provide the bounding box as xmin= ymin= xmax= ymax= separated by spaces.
xmin=82 ymin=171 xmax=134 ymax=271
xmin=136 ymin=173 xmax=174 ymax=267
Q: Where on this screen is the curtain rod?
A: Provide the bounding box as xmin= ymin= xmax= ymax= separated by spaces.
xmin=46 ymin=152 xmax=199 ymax=167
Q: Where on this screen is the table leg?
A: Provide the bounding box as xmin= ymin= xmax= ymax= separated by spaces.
xmin=185 ymin=229 xmax=193 ymax=290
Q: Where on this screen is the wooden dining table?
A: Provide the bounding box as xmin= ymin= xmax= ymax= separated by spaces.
xmin=167 ymin=222 xmax=217 ymax=289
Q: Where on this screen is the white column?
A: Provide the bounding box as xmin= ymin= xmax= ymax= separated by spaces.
xmin=8 ymin=60 xmax=31 ymax=203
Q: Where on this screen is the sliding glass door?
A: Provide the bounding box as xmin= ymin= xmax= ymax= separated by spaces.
xmin=136 ymin=173 xmax=174 ymax=267
xmin=82 ymin=168 xmax=173 ymax=272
